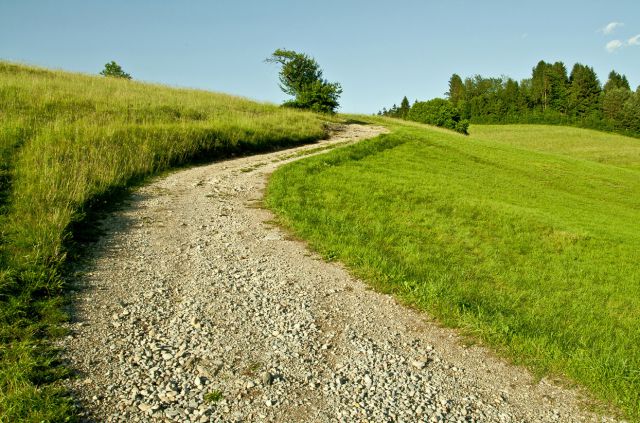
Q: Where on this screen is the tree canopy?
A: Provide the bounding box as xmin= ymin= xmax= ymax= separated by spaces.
xmin=407 ymin=98 xmax=469 ymax=134
xmin=266 ymin=49 xmax=342 ymax=113
xmin=99 ymin=61 xmax=132 ymax=80
xmin=604 ymin=70 xmax=631 ymax=92
xmin=567 ymin=63 xmax=601 ymax=116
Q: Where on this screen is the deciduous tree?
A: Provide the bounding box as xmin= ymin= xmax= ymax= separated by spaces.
xmin=621 ymin=92 xmax=640 ymax=133
xmin=531 ymin=61 xmax=568 ymax=113
xmin=266 ymin=49 xmax=342 ymax=113
xmin=603 ymin=89 xmax=631 ymax=122
xmin=407 ymin=98 xmax=468 ymax=134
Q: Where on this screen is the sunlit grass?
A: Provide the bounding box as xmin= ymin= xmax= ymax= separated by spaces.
xmin=0 ymin=61 xmax=328 ymax=421
xmin=267 ymin=118 xmax=640 ymax=420
xmin=470 ymin=124 xmax=640 ymax=171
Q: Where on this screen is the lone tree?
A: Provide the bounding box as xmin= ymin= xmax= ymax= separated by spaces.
xmin=100 ymin=61 xmax=132 ymax=80
xmin=266 ymin=49 xmax=342 ymax=113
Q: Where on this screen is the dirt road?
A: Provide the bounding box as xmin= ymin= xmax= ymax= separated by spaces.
xmin=62 ymin=124 xmax=616 ymax=422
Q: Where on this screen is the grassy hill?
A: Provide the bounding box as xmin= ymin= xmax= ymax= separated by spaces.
xmin=0 ymin=62 xmax=329 ymax=421
xmin=267 ymin=118 xmax=640 ymax=420
xmin=471 ymin=124 xmax=640 ymax=171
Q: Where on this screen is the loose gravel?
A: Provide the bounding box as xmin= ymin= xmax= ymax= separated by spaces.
xmin=61 ymin=124 xmax=619 ymax=422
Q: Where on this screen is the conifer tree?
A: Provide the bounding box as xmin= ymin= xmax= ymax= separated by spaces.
xmin=604 ymin=70 xmax=631 ymax=92
xmin=548 ymin=62 xmax=569 ymax=113
xmin=568 ymin=64 xmax=601 ymax=116
xmin=398 ymin=96 xmax=411 ymax=118
xmin=446 ymin=74 xmax=465 ymax=106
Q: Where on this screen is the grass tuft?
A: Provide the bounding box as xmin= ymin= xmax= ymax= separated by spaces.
xmin=204 ymin=390 xmax=223 ymax=404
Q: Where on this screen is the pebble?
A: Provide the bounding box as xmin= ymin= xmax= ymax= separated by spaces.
xmin=137 ymin=403 xmax=152 ymax=412
xmin=411 ymin=359 xmax=427 ymax=369
xmin=261 ymin=372 xmax=273 ymax=386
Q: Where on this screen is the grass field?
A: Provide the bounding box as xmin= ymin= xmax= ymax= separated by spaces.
xmin=471 ymin=124 xmax=640 ymax=171
xmin=266 ymin=118 xmax=640 ymax=420
xmin=0 ymin=62 xmax=329 ymax=421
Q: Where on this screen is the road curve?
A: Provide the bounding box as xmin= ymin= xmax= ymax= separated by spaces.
xmin=62 ymin=124 xmax=616 ymax=422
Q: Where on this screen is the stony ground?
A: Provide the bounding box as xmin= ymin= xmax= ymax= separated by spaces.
xmin=61 ymin=124 xmax=619 ymax=422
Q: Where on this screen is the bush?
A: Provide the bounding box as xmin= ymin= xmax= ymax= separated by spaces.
xmin=282 ymin=80 xmax=342 ymax=113
xmin=455 ymin=119 xmax=470 ymax=134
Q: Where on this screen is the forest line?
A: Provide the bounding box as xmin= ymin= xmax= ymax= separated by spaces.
xmin=380 ymin=60 xmax=639 ymax=137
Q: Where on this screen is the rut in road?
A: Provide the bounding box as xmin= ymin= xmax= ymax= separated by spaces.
xmin=62 ymin=124 xmax=616 ymax=422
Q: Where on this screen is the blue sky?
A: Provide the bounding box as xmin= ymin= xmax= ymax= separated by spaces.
xmin=1 ymin=0 xmax=639 ymax=113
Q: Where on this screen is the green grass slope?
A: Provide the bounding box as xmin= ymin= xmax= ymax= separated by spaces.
xmin=266 ymin=119 xmax=640 ymax=420
xmin=0 ymin=62 xmax=328 ymax=421
xmin=471 ymin=124 xmax=640 ymax=171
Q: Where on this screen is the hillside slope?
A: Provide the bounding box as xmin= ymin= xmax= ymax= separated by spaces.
xmin=471 ymin=124 xmax=640 ymax=171
xmin=0 ymin=62 xmax=328 ymax=421
xmin=267 ymin=119 xmax=640 ymax=419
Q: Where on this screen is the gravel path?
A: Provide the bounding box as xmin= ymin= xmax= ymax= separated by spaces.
xmin=62 ymin=124 xmax=617 ymax=422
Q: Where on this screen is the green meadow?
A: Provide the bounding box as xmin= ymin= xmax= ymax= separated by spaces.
xmin=0 ymin=62 xmax=328 ymax=421
xmin=267 ymin=118 xmax=640 ymax=419
xmin=472 ymin=124 xmax=640 ymax=171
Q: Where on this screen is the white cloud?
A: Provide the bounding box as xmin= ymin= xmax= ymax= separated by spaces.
xmin=606 ymin=39 xmax=624 ymax=52
xmin=602 ymin=22 xmax=624 ymax=34
xmin=628 ymin=34 xmax=640 ymax=46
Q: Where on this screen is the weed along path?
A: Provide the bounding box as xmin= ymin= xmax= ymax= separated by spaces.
xmin=63 ymin=124 xmax=616 ymax=423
